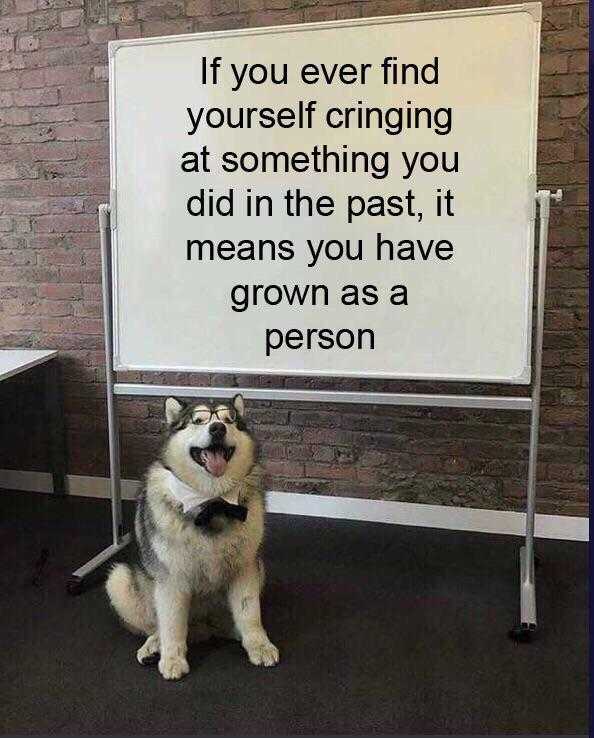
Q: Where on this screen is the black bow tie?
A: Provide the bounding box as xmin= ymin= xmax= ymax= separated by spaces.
xmin=193 ymin=497 xmax=248 ymax=527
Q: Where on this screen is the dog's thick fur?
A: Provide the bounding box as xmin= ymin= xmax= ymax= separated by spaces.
xmin=105 ymin=394 xmax=279 ymax=680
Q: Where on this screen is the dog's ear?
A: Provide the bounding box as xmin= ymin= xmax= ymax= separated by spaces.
xmin=232 ymin=393 xmax=245 ymax=418
xmin=165 ymin=397 xmax=185 ymax=426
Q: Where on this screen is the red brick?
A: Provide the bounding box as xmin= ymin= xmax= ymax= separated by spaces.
xmin=30 ymin=141 xmax=77 ymax=160
xmin=247 ymin=9 xmax=301 ymax=25
xmin=537 ymin=140 xmax=575 ymax=164
xmin=16 ymin=0 xmax=39 ymax=11
xmin=1 ymin=52 xmax=27 ymax=73
xmin=109 ymin=4 xmax=137 ymax=23
xmin=137 ymin=0 xmax=185 ymax=20
xmin=19 ymin=194 xmax=81 ymax=215
xmin=28 ymin=11 xmax=59 ymax=31
xmin=264 ymin=459 xmax=305 ymax=477
xmin=3 ymin=297 xmax=37 ymax=315
xmin=0 ymin=17 xmax=28 ymax=34
xmin=540 ymin=52 xmax=569 ymax=75
xmin=541 ymin=27 xmax=587 ymax=51
xmin=568 ymin=50 xmax=588 ymax=72
xmin=39 ymin=28 xmax=87 ymax=48
xmin=60 ymin=82 xmax=107 ymax=103
xmin=93 ymin=64 xmax=107 ymax=81
xmin=29 ymin=107 xmax=73 ymax=125
xmin=537 ymin=119 xmax=565 ymax=140
xmin=60 ymin=8 xmax=83 ymax=26
xmin=0 ymin=124 xmax=55 ymax=145
xmin=0 ymin=109 xmax=31 ymax=126
xmin=73 ymin=101 xmax=108 ymax=121
xmin=17 ymin=35 xmax=40 ymax=52
xmin=186 ymin=0 xmax=209 ymax=15
xmin=540 ymin=73 xmax=587 ymax=96
xmin=356 ymin=0 xmax=418 ymax=16
xmin=82 ymin=284 xmax=101 ymax=300
xmin=38 ymin=247 xmax=84 ymax=265
xmin=238 ymin=0 xmax=262 ymax=10
xmin=2 ymin=314 xmax=43 ymax=330
xmin=33 ymin=213 xmax=96 ymax=231
xmin=0 ymin=37 xmax=15 ymax=53
xmin=141 ymin=18 xmax=192 ymax=34
xmin=38 ymin=282 xmax=83 ymax=299
xmin=88 ymin=25 xmax=117 ymax=43
xmin=39 ymin=299 xmax=73 ymax=315
xmin=73 ymin=300 xmax=102 ymax=317
xmin=0 ymin=249 xmax=36 ymax=266
xmin=305 ymin=462 xmax=356 ymax=480
xmin=336 ymin=4 xmax=361 ymax=19
xmin=0 ymin=282 xmax=36 ymax=297
xmin=304 ymin=6 xmax=337 ymax=20
xmin=44 ymin=65 xmax=91 ymax=85
xmin=42 ymin=316 xmax=102 ymax=333
xmin=575 ymin=139 xmax=588 ymax=161
xmin=12 ymin=87 xmax=58 ymax=106
xmin=76 ymin=141 xmax=108 ymax=159
xmin=53 ymin=122 xmax=106 ymax=140
xmin=211 ymin=0 xmax=237 ymax=13
xmin=116 ymin=23 xmax=142 ymax=38
xmin=542 ymin=6 xmax=573 ymax=30
xmin=559 ymin=94 xmax=587 ymax=118
xmin=193 ymin=13 xmax=244 ymax=30
xmin=19 ymin=68 xmax=45 ymax=88
xmin=58 ymin=265 xmax=101 ymax=281
xmin=0 ymin=163 xmax=18 ymax=179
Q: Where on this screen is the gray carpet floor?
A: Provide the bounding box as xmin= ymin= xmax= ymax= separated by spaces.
xmin=0 ymin=489 xmax=588 ymax=735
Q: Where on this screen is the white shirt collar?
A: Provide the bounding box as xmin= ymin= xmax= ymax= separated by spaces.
xmin=165 ymin=468 xmax=240 ymax=517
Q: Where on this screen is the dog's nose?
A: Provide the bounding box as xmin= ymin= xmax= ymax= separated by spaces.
xmin=209 ymin=421 xmax=226 ymax=439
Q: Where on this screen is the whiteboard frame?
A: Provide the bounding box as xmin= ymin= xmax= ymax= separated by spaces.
xmin=108 ymin=3 xmax=542 ymax=384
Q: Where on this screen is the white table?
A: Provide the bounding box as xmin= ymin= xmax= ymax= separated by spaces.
xmin=1 ymin=349 xmax=66 ymax=494
xmin=0 ymin=349 xmax=57 ymax=381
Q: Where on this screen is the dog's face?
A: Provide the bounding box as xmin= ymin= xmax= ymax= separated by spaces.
xmin=161 ymin=394 xmax=256 ymax=489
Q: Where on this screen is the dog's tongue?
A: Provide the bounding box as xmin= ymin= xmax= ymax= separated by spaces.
xmin=201 ymin=449 xmax=227 ymax=477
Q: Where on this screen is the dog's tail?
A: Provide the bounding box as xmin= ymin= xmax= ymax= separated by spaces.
xmin=105 ymin=563 xmax=155 ymax=635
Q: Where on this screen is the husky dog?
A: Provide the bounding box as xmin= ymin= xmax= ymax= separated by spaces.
xmin=105 ymin=394 xmax=279 ymax=680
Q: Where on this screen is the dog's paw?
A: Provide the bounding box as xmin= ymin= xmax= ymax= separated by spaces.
xmin=137 ymin=634 xmax=160 ymax=665
xmin=159 ymin=654 xmax=190 ymax=680
xmin=245 ymin=637 xmax=280 ymax=667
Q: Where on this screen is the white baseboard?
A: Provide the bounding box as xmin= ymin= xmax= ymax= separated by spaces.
xmin=0 ymin=468 xmax=588 ymax=542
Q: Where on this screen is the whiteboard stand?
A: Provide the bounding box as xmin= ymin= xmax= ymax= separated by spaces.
xmin=66 ymin=204 xmax=131 ymax=595
xmin=68 ymin=191 xmax=562 ymax=644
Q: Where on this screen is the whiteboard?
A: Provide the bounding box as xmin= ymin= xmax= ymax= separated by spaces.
xmin=108 ymin=3 xmax=540 ymax=383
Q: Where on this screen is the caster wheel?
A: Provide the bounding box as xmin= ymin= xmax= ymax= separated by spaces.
xmin=508 ymin=624 xmax=535 ymax=643
xmin=66 ymin=577 xmax=83 ymax=595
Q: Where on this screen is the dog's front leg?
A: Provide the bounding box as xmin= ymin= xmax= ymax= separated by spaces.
xmin=154 ymin=581 xmax=191 ymax=680
xmin=228 ymin=560 xmax=279 ymax=667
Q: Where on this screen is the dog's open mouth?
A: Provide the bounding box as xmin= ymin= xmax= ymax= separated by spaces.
xmin=190 ymin=444 xmax=235 ymax=478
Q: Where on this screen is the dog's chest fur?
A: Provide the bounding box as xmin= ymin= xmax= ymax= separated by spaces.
xmin=137 ymin=462 xmax=265 ymax=593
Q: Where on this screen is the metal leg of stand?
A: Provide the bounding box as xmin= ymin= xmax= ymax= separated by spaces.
xmin=67 ymin=204 xmax=131 ymax=594
xmin=509 ymin=188 xmax=562 ymax=642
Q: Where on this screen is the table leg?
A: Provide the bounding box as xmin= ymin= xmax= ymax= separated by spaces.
xmin=44 ymin=360 xmax=67 ymax=495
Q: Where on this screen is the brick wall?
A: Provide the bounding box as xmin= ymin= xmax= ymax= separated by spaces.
xmin=0 ymin=0 xmax=588 ymax=516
